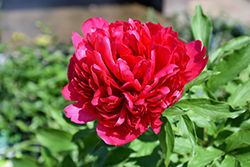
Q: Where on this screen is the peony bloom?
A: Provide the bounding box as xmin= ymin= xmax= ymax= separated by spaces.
xmin=62 ymin=18 xmax=208 ymax=146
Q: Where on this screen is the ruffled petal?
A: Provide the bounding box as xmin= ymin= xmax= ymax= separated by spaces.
xmin=72 ymin=31 xmax=83 ymax=49
xmin=62 ymin=82 xmax=79 ymax=101
xmin=82 ymin=17 xmax=109 ymax=37
xmin=184 ymin=40 xmax=208 ymax=83
xmin=65 ymin=102 xmax=98 ymax=124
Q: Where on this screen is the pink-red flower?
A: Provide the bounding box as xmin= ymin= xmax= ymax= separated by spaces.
xmin=62 ymin=17 xmax=208 ymax=145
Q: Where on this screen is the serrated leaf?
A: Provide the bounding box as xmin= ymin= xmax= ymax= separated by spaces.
xmin=188 ymin=146 xmax=224 ymax=167
xmin=225 ymin=129 xmax=250 ymax=152
xmin=175 ymin=98 xmax=245 ymax=121
xmin=221 ymin=155 xmax=236 ymax=167
xmin=191 ymin=5 xmax=212 ymax=54
xmin=158 ymin=117 xmax=174 ymax=166
xmin=184 ymin=70 xmax=220 ymax=92
xmin=162 ymin=106 xmax=189 ymax=117
xmin=36 ymin=128 xmax=76 ymax=152
xmin=177 ymin=115 xmax=197 ymax=156
xmin=228 ymin=79 xmax=250 ymax=107
xmin=207 ymin=43 xmax=250 ymax=91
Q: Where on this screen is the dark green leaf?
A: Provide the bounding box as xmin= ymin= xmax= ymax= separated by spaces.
xmin=221 ymin=155 xmax=236 ymax=167
xmin=191 ymin=5 xmax=212 ymax=54
xmin=41 ymin=147 xmax=57 ymax=167
xmin=72 ymin=128 xmax=93 ymax=142
xmin=36 ymin=128 xmax=76 ymax=152
xmin=158 ymin=117 xmax=174 ymax=166
xmin=61 ymin=155 xmax=77 ymax=167
xmin=104 ymin=147 xmax=134 ymax=166
xmin=207 ymin=43 xmax=250 ymax=91
xmin=228 ymin=79 xmax=250 ymax=107
xmin=188 ymin=146 xmax=224 ymax=167
xmin=234 ymin=147 xmax=250 ymax=167
xmin=175 ymin=98 xmax=245 ymax=121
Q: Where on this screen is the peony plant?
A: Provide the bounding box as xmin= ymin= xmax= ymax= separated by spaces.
xmin=60 ymin=5 xmax=250 ymax=167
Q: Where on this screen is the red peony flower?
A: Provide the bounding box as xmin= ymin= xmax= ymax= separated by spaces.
xmin=62 ymin=18 xmax=208 ymax=146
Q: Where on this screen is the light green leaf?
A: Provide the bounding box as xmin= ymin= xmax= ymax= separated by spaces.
xmin=191 ymin=5 xmax=212 ymax=54
xmin=177 ymin=115 xmax=197 ymax=156
xmin=184 ymin=70 xmax=220 ymax=92
xmin=158 ymin=117 xmax=174 ymax=166
xmin=221 ymin=155 xmax=236 ymax=167
xmin=175 ymin=98 xmax=245 ymax=121
xmin=188 ymin=112 xmax=217 ymax=136
xmin=225 ymin=129 xmax=250 ymax=152
xmin=162 ymin=106 xmax=188 ymax=117
xmin=210 ymin=36 xmax=250 ymax=64
xmin=36 ymin=128 xmax=76 ymax=152
xmin=223 ymin=36 xmax=250 ymax=52
xmin=188 ymin=146 xmax=224 ymax=167
xmin=207 ymin=43 xmax=250 ymax=91
xmin=174 ymin=137 xmax=192 ymax=155
xmin=129 ymin=138 xmax=158 ymax=157
xmin=11 ymin=156 xmax=40 ymax=167
xmin=228 ymin=79 xmax=250 ymax=107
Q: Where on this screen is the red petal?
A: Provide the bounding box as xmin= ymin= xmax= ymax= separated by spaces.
xmin=96 ymin=122 xmax=143 ymax=146
xmin=62 ymin=82 xmax=79 ymax=101
xmin=82 ymin=17 xmax=109 ymax=37
xmin=65 ymin=102 xmax=98 ymax=124
xmin=184 ymin=40 xmax=208 ymax=83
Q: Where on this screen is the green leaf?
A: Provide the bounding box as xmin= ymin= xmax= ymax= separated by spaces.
xmin=234 ymin=147 xmax=250 ymax=167
xmin=129 ymin=139 xmax=161 ymax=167
xmin=210 ymin=35 xmax=250 ymax=65
xmin=36 ymin=128 xmax=76 ymax=152
xmin=174 ymin=137 xmax=192 ymax=155
xmin=175 ymin=98 xmax=245 ymax=121
xmin=188 ymin=146 xmax=224 ymax=167
xmin=162 ymin=106 xmax=189 ymax=117
xmin=225 ymin=129 xmax=250 ymax=152
xmin=221 ymin=155 xmax=236 ymax=167
xmin=223 ymin=36 xmax=250 ymax=52
xmin=207 ymin=43 xmax=250 ymax=91
xmin=177 ymin=115 xmax=197 ymax=156
xmin=158 ymin=116 xmax=174 ymax=166
xmin=184 ymin=70 xmax=220 ymax=92
xmin=41 ymin=147 xmax=57 ymax=167
xmin=61 ymin=155 xmax=77 ymax=167
xmin=228 ymin=79 xmax=250 ymax=107
xmin=103 ymin=147 xmax=134 ymax=166
xmin=191 ymin=5 xmax=212 ymax=54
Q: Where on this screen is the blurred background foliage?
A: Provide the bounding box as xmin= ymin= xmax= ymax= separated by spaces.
xmin=0 ymin=6 xmax=250 ymax=167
